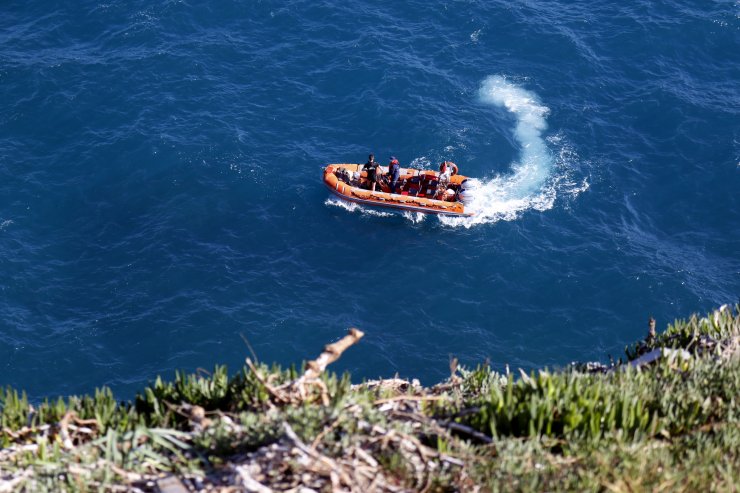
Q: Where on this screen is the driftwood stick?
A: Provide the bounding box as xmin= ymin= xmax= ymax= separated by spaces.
xmin=373 ymin=395 xmax=449 ymax=405
xmin=59 ymin=411 xmax=77 ymax=450
xmin=283 ymin=422 xmax=353 ymax=487
xmin=246 ymin=358 xmax=288 ymax=404
xmin=311 ymin=415 xmax=343 ymax=449
xmin=302 ymin=328 xmax=365 ymax=381
xmin=280 ymin=328 xmax=364 ymax=403
xmin=235 ymin=465 xmax=274 ymax=493
xmin=283 ymin=422 xmax=318 ymax=458
xmin=247 ymin=329 xmax=364 ymax=406
xmin=444 ymin=422 xmax=493 ymax=444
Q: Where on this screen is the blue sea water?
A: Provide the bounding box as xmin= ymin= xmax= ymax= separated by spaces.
xmin=1 ymin=1 xmax=738 ymax=399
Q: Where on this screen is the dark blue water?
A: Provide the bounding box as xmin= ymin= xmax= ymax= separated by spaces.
xmin=1 ymin=1 xmax=738 ymax=399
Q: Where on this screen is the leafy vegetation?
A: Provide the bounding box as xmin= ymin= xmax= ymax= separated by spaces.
xmin=1 ymin=306 xmax=738 ymax=492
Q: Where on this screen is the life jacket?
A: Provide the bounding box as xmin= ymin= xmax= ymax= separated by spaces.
xmin=389 ymin=160 xmax=400 ymax=178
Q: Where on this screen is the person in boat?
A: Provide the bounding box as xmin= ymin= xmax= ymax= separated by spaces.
xmin=437 ymin=161 xmax=458 ymax=200
xmin=439 ymin=161 xmax=458 ymax=182
xmin=362 ymin=154 xmax=380 ymax=191
xmin=388 ymin=156 xmax=400 ymax=193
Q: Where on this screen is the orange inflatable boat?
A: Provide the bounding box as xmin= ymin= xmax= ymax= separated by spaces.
xmin=323 ymin=163 xmax=474 ymax=217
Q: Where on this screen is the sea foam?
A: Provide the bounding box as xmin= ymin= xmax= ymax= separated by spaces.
xmin=440 ymin=75 xmax=568 ymax=227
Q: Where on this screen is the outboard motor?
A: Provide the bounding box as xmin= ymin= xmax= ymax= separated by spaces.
xmin=457 ymin=179 xmax=476 ymax=204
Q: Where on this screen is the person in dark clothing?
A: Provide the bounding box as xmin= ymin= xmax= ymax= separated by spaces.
xmin=388 ymin=156 xmax=400 ymax=193
xmin=363 ymin=154 xmax=379 ymax=191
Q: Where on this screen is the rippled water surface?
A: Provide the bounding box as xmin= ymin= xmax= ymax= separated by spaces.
xmin=1 ymin=1 xmax=738 ymax=398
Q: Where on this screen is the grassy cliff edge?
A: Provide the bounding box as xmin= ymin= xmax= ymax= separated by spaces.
xmin=1 ymin=306 xmax=738 ymax=492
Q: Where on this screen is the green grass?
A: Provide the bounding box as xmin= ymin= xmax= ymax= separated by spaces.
xmin=1 ymin=305 xmax=738 ymax=492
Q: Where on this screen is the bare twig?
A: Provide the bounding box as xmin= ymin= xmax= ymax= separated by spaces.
xmin=245 ymin=358 xmax=288 ymax=404
xmin=60 ymin=411 xmax=98 ymax=449
xmin=296 ymin=328 xmax=365 ymax=383
xmin=268 ymin=328 xmax=365 ymax=406
xmin=373 ymin=395 xmax=449 ymax=405
xmin=444 ymin=422 xmax=493 ymax=444
xmin=239 ymin=333 xmax=260 ymax=365
xmin=235 ymin=465 xmax=274 ymax=493
xmin=283 ymin=422 xmax=353 ymax=488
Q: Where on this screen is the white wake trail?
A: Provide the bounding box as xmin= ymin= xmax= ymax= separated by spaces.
xmin=440 ymin=75 xmax=579 ymax=228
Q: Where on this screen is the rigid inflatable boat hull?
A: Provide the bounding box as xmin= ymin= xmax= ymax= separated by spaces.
xmin=323 ymin=163 xmax=473 ymax=218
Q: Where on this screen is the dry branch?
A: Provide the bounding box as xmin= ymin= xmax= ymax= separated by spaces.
xmin=235 ymin=465 xmax=274 ymax=493
xmin=249 ymin=328 xmax=366 ymax=406
xmin=245 ymin=357 xmax=289 ymax=404
xmin=299 ymin=328 xmax=365 ymax=381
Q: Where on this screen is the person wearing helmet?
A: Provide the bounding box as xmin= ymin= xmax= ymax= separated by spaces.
xmin=362 ymin=154 xmax=379 ymax=191
xmin=388 ymin=156 xmax=400 ymax=194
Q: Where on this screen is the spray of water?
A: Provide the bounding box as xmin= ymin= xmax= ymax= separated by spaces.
xmin=440 ymin=75 xmax=561 ymax=227
xmin=324 ymin=197 xmax=395 ymax=217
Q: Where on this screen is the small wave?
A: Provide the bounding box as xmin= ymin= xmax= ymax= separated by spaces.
xmin=440 ymin=75 xmax=586 ymax=228
xmin=401 ymin=211 xmax=427 ymax=224
xmin=408 ymin=156 xmax=432 ymax=169
xmin=324 ymin=197 xmax=394 ymax=217
xmin=326 ymin=197 xmax=426 ymax=222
